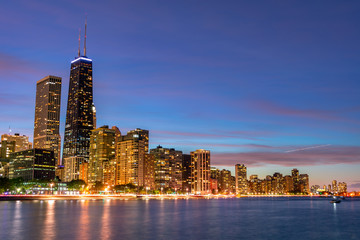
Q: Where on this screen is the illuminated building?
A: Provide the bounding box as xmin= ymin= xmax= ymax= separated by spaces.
xmin=150 ymin=146 xmax=182 ymax=191
xmin=34 ymin=75 xmax=62 ymax=165
xmin=190 ymin=149 xmax=210 ymax=194
xmin=299 ymin=174 xmax=309 ymax=194
xmin=219 ymin=169 xmax=232 ymax=194
xmin=144 ymin=153 xmax=155 ymax=190
xmin=338 ymin=182 xmax=347 ymax=193
xmin=79 ymin=162 xmax=88 ymax=183
xmin=1 ymin=133 xmax=32 ymax=152
xmin=332 ymin=180 xmax=338 ymax=194
xmin=88 ymin=126 xmax=116 ymax=186
xmin=235 ymin=164 xmax=247 ymax=195
xmin=284 ymin=175 xmax=294 ymax=193
xmin=63 ymin=21 xmax=94 ymax=162
xmin=182 ymin=154 xmax=192 ymax=193
xmin=292 ymin=168 xmax=300 ymax=192
xmin=272 ymin=172 xmax=284 ymax=194
xmin=9 ymin=149 xmax=55 ymax=181
xmin=210 ymin=178 xmax=218 ymax=194
xmin=116 ymin=128 xmax=149 ymax=186
xmin=64 ymin=156 xmax=83 ymax=182
xmin=0 ymin=140 xmax=15 ymax=159
xmin=55 ymin=165 xmax=65 ymax=181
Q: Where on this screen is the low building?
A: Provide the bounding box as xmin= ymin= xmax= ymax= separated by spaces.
xmin=9 ymin=149 xmax=55 ymax=181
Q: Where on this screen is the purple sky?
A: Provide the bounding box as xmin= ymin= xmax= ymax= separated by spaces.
xmin=1 ymin=1 xmax=359 ymax=190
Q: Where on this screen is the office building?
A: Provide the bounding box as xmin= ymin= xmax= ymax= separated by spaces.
xmin=235 ymin=164 xmax=247 ymax=195
xmin=9 ymin=149 xmax=55 ymax=181
xmin=34 ymin=75 xmax=62 ymax=165
xmin=63 ymin=21 xmax=94 ymax=161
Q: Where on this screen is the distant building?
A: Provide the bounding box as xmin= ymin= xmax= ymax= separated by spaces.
xmin=150 ymin=146 xmax=183 ymax=191
xmin=235 ymin=164 xmax=247 ymax=195
xmin=144 ymin=153 xmax=155 ymax=190
xmin=0 ymin=140 xmax=15 ymax=159
xmin=299 ymin=174 xmax=310 ymax=194
xmin=284 ymin=175 xmax=294 ymax=193
xmin=182 ymin=154 xmax=192 ymax=193
xmin=1 ymin=133 xmax=32 ymax=153
xmin=338 ymin=182 xmax=347 ymax=193
xmin=291 ymin=169 xmax=300 ymax=192
xmin=332 ymin=180 xmax=338 ymax=194
xmin=116 ymin=128 xmax=149 ymax=186
xmin=219 ymin=169 xmax=232 ymax=194
xmin=191 ymin=149 xmax=210 ymax=194
xmin=9 ymin=149 xmax=55 ymax=181
xmin=64 ymin=156 xmax=83 ymax=182
xmin=33 ymin=75 xmax=62 ymax=165
xmin=55 ymin=165 xmax=65 ymax=182
xmin=88 ymin=126 xmax=116 ymax=186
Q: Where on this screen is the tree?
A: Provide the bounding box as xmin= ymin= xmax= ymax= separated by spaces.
xmin=67 ymin=180 xmax=87 ymax=191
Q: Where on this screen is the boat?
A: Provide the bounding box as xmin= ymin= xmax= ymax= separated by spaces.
xmin=330 ymin=196 xmax=341 ymax=203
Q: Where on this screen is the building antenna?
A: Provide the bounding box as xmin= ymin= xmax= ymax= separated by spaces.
xmin=78 ymin=28 xmax=81 ymax=57
xmin=9 ymin=125 xmax=12 ymax=134
xmin=84 ymin=16 xmax=87 ymax=56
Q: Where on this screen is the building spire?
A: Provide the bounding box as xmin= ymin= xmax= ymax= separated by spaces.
xmin=84 ymin=16 xmax=87 ymax=56
xmin=78 ymin=28 xmax=81 ymax=57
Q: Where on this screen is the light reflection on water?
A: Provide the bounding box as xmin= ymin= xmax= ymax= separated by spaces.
xmin=0 ymin=198 xmax=359 ymax=240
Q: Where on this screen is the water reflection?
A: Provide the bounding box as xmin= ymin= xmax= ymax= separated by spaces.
xmin=0 ymin=198 xmax=359 ymax=240
xmin=42 ymin=200 xmax=56 ymax=239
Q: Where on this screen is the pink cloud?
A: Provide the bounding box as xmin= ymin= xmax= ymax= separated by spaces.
xmin=212 ymin=145 xmax=360 ymax=167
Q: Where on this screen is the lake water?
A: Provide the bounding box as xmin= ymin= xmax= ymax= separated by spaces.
xmin=0 ymin=197 xmax=359 ymax=240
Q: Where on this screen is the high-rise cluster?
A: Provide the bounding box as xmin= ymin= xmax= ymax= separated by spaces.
xmin=209 ymin=166 xmax=310 ymax=195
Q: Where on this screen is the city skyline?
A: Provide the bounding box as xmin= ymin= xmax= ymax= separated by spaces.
xmin=0 ymin=1 xmax=359 ymax=190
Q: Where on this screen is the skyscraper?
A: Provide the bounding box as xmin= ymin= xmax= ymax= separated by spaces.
xmin=115 ymin=128 xmax=149 ymax=186
xmin=63 ymin=21 xmax=94 ymax=162
xmin=150 ymin=146 xmax=183 ymax=191
xmin=88 ymin=125 xmax=116 ymax=186
xmin=191 ymin=149 xmax=210 ymax=194
xmin=34 ymin=75 xmax=62 ymax=165
xmin=235 ymin=164 xmax=247 ymax=195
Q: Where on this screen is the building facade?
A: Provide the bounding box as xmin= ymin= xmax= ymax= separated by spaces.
xmin=116 ymin=129 xmax=149 ymax=186
xmin=190 ymin=149 xmax=210 ymax=194
xmin=63 ymin=28 xmax=94 ymax=162
xmin=9 ymin=149 xmax=55 ymax=181
xmin=235 ymin=164 xmax=247 ymax=195
xmin=88 ymin=126 xmax=116 ymax=186
xmin=150 ymin=146 xmax=182 ymax=191
xmin=34 ymin=75 xmax=62 ymax=165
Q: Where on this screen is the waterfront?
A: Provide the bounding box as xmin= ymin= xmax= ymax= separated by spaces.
xmin=1 ymin=197 xmax=359 ymax=240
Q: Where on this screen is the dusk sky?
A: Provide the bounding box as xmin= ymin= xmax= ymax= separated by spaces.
xmin=1 ymin=1 xmax=359 ymax=190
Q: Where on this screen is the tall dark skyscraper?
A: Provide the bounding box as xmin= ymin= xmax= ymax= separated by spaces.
xmin=63 ymin=20 xmax=94 ymax=162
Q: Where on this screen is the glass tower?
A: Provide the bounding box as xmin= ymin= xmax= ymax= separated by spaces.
xmin=63 ymin=21 xmax=94 ymax=162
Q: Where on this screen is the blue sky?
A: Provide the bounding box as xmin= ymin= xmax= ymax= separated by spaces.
xmin=0 ymin=0 xmax=359 ymax=190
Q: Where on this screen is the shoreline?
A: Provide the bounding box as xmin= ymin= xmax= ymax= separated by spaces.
xmin=0 ymin=194 xmax=336 ymax=201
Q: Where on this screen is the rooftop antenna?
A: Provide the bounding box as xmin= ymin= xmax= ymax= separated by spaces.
xmin=84 ymin=16 xmax=87 ymax=56
xmin=78 ymin=28 xmax=81 ymax=57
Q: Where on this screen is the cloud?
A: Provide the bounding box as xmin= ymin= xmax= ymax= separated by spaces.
xmin=0 ymin=52 xmax=43 ymax=78
xmin=349 ymin=183 xmax=360 ymax=189
xmin=212 ymin=145 xmax=360 ymax=167
xmin=151 ymin=141 xmax=274 ymax=150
